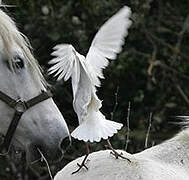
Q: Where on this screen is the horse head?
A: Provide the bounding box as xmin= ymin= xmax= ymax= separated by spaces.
xmin=0 ymin=9 xmax=71 ymax=164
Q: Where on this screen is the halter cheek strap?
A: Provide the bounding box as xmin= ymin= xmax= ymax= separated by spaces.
xmin=0 ymin=90 xmax=52 ymax=155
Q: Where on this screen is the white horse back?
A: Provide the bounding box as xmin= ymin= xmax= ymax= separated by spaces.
xmin=55 ymin=146 xmax=189 ymax=180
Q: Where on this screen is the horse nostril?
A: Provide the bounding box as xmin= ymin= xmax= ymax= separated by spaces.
xmin=60 ymin=136 xmax=71 ymax=151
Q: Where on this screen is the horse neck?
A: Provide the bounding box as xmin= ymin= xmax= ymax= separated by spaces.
xmin=136 ymin=129 xmax=189 ymax=169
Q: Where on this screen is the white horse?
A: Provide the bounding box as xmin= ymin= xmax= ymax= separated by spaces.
xmin=55 ymin=128 xmax=189 ymax=180
xmin=0 ymin=9 xmax=71 ymax=163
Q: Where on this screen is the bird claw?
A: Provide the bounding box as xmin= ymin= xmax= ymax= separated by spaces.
xmin=110 ymin=150 xmax=131 ymax=162
xmin=77 ymin=162 xmax=88 ymax=170
xmin=107 ymin=139 xmax=131 ymax=162
xmin=72 ymin=154 xmax=89 ymax=174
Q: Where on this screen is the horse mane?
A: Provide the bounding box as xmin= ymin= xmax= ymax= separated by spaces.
xmin=0 ymin=9 xmax=46 ymax=86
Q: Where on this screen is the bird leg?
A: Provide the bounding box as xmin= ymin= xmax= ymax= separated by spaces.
xmin=72 ymin=143 xmax=90 ymax=174
xmin=107 ymin=139 xmax=131 ymax=162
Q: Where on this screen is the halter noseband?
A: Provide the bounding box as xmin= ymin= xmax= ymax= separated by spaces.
xmin=0 ymin=90 xmax=52 ymax=155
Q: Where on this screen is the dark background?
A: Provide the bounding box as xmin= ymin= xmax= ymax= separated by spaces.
xmin=1 ymin=0 xmax=189 ymax=179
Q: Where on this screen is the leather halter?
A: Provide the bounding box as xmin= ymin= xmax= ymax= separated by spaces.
xmin=0 ymin=90 xmax=52 ymax=155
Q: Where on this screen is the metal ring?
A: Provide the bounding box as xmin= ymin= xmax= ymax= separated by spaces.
xmin=15 ymin=100 xmax=27 ymax=113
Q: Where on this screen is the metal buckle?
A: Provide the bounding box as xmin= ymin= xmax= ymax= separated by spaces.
xmin=15 ymin=100 xmax=27 ymax=113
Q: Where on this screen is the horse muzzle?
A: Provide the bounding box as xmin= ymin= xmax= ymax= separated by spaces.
xmin=26 ymin=135 xmax=71 ymax=164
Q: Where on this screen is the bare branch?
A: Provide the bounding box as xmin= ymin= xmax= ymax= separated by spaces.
xmin=130 ymin=48 xmax=189 ymax=80
xmin=125 ymin=101 xmax=131 ymax=151
xmin=38 ymin=149 xmax=53 ymax=180
xmin=110 ymin=86 xmax=119 ymax=121
xmin=149 ymin=32 xmax=189 ymax=61
xmin=175 ymin=84 xmax=189 ymax=106
xmin=145 ymin=112 xmax=153 ymax=149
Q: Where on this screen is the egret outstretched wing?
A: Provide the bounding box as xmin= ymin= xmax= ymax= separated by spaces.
xmin=85 ymin=6 xmax=132 ymax=87
xmin=48 ymin=44 xmax=79 ymax=82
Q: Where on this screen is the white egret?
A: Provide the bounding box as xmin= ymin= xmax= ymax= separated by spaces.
xmin=48 ymin=6 xmax=132 ymax=173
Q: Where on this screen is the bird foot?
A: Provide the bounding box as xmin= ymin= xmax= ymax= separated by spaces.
xmin=72 ymin=154 xmax=89 ymax=174
xmin=107 ymin=139 xmax=131 ymax=162
xmin=110 ymin=149 xmax=131 ymax=162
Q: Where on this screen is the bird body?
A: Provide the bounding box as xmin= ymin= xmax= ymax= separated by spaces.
xmin=48 ymin=6 xmax=132 ymax=143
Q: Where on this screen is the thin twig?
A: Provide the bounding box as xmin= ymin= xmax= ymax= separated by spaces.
xmin=145 ymin=112 xmax=153 ymax=149
xmin=144 ymin=28 xmax=158 ymax=62
xmin=110 ymin=86 xmax=119 ymax=121
xmin=130 ymin=48 xmax=151 ymax=58
xmin=175 ymin=84 xmax=189 ymax=106
xmin=169 ymin=15 xmax=189 ymax=66
xmin=0 ymin=3 xmax=17 ymax=7
xmin=130 ymin=48 xmax=189 ymax=80
xmin=37 ymin=148 xmax=53 ymax=180
xmin=149 ymin=32 xmax=189 ymax=61
xmin=125 ymin=101 xmax=131 ymax=151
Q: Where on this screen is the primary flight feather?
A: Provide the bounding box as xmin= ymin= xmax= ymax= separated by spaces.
xmin=48 ymin=6 xmax=132 ymax=142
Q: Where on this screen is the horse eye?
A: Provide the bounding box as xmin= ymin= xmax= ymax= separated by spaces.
xmin=13 ymin=56 xmax=24 ymax=69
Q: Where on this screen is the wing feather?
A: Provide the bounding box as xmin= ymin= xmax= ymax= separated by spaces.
xmin=48 ymin=44 xmax=78 ymax=81
xmin=85 ymin=6 xmax=132 ymax=87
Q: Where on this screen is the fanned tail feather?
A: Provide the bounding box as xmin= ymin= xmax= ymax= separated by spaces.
xmin=71 ymin=111 xmax=123 ymax=142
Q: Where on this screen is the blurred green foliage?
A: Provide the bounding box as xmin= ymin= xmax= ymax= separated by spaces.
xmin=1 ymin=0 xmax=189 ymax=179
